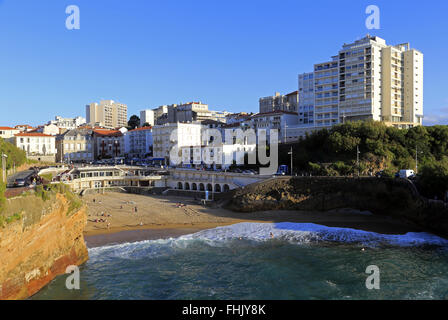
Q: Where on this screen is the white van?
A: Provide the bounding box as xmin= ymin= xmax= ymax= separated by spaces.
xmin=399 ymin=169 xmax=415 ymax=179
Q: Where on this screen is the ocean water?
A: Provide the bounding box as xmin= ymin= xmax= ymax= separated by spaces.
xmin=32 ymin=222 xmax=448 ymax=300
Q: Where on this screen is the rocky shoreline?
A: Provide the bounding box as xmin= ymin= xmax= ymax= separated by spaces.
xmin=226 ymin=176 xmax=448 ymax=238
xmin=0 ymin=194 xmax=88 ymax=300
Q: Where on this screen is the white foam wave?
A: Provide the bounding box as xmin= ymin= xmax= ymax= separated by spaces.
xmin=180 ymin=222 xmax=448 ymax=247
xmin=88 ymin=222 xmax=448 ymax=260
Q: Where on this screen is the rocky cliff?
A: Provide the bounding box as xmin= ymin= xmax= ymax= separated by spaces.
xmin=226 ymin=177 xmax=448 ymax=237
xmin=0 ymin=193 xmax=88 ymax=300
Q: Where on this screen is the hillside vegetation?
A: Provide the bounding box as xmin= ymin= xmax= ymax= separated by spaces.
xmin=0 ymin=138 xmax=27 ymax=212
xmin=278 ymin=121 xmax=448 ymax=199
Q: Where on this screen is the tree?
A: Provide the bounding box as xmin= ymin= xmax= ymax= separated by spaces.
xmin=127 ymin=115 xmax=140 ymax=129
xmin=142 ymin=122 xmax=151 ymax=127
xmin=418 ymin=157 xmax=448 ymax=199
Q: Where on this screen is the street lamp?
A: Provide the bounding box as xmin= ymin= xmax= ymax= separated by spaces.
xmin=1 ymin=153 xmax=8 ymax=184
xmin=415 ymin=145 xmax=423 ymax=174
xmin=288 ymin=147 xmax=293 ymax=176
xmin=356 ymin=145 xmax=360 ymax=177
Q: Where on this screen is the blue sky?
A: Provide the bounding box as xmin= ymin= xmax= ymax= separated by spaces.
xmin=0 ymin=0 xmax=447 ymax=126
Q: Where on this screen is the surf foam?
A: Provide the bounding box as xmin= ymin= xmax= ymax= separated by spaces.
xmin=88 ymin=222 xmax=448 ymax=260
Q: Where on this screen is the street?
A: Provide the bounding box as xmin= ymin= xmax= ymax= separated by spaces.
xmin=6 ymin=169 xmax=35 ymax=188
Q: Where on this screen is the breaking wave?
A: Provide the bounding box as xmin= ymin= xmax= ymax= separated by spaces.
xmin=89 ymin=222 xmax=448 ymax=260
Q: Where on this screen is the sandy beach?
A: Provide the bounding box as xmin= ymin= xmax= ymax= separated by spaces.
xmin=83 ymin=192 xmax=422 ymax=248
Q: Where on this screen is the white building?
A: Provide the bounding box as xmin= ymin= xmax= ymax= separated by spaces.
xmin=0 ymin=126 xmax=20 ymax=141
xmin=14 ymin=125 xmax=34 ymax=132
xmin=152 ymin=122 xmax=203 ymax=165
xmin=247 ymin=110 xmax=299 ymax=143
xmin=140 ymin=109 xmax=155 ymax=127
xmin=124 ymin=126 xmax=153 ymax=158
xmin=49 ymin=116 xmax=86 ymax=130
xmin=32 ymin=124 xmax=60 ymax=136
xmin=14 ymin=133 xmax=56 ymax=155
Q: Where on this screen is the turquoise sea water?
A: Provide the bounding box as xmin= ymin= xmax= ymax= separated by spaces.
xmin=32 ymin=223 xmax=448 ymax=300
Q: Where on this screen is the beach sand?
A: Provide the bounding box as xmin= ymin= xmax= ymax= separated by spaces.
xmin=83 ymin=192 xmax=422 ymax=248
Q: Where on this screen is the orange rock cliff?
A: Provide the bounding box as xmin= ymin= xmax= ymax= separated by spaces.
xmin=0 ymin=194 xmax=88 ymax=300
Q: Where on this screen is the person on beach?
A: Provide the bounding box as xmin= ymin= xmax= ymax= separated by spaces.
xmin=270 ymin=232 xmax=274 ymax=239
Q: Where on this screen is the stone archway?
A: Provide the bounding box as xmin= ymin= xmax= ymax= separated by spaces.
xmin=192 ymin=183 xmax=197 ymax=191
xmin=199 ymin=183 xmax=205 ymax=191
xmin=185 ymin=182 xmax=190 ymax=190
xmin=215 ymin=184 xmax=221 ymax=192
xmin=223 ymin=184 xmax=230 ymax=192
xmin=177 ymin=182 xmax=183 ymax=189
xmin=206 ymin=183 xmax=213 ymax=191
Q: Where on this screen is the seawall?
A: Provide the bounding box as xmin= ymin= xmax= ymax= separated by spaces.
xmin=0 ymin=193 xmax=88 ymax=300
xmin=226 ymin=176 xmax=448 ymax=237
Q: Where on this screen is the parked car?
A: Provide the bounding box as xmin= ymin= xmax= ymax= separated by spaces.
xmin=14 ymin=178 xmax=26 ymax=187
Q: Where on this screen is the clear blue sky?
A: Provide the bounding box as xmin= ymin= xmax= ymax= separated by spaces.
xmin=0 ymin=0 xmax=447 ymax=126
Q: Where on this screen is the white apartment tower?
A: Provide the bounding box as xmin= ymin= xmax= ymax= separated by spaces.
xmin=297 ymin=35 xmax=423 ymax=136
xmin=86 ymin=100 xmax=128 ymax=128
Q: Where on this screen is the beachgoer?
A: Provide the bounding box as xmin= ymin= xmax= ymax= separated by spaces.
xmin=270 ymin=232 xmax=274 ymax=239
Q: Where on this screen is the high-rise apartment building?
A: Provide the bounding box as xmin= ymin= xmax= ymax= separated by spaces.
xmin=140 ymin=105 xmax=169 ymax=126
xmin=86 ymin=100 xmax=128 ymax=128
xmin=298 ymin=72 xmax=315 ymax=126
xmin=259 ymin=91 xmax=298 ymax=113
xmin=141 ymin=102 xmax=229 ymax=126
xmin=295 ymin=35 xmax=423 ymax=137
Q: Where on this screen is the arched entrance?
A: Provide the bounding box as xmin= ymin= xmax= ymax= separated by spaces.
xmin=177 ymin=182 xmax=183 ymax=189
xmin=185 ymin=182 xmax=190 ymax=190
xmin=215 ymin=184 xmax=221 ymax=192
xmin=223 ymin=184 xmax=230 ymax=192
xmin=192 ymin=183 xmax=197 ymax=190
xmin=206 ymin=183 xmax=213 ymax=191
xmin=199 ymin=183 xmax=205 ymax=191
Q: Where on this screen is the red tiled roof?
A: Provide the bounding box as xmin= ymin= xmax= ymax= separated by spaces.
xmin=93 ymin=129 xmax=123 ymax=136
xmin=14 ymin=132 xmax=53 ymax=137
xmin=0 ymin=126 xmax=18 ymax=130
xmin=129 ymin=126 xmax=152 ymax=132
xmin=14 ymin=125 xmax=34 ymax=129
